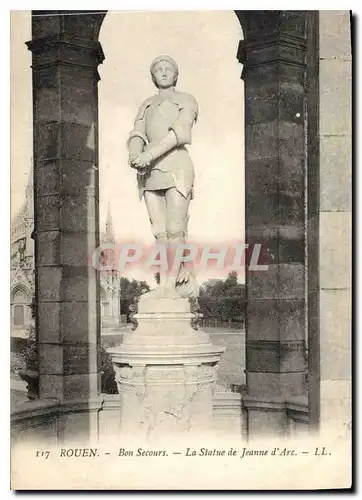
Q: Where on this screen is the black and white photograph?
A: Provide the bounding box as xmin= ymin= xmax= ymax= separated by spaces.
xmin=9 ymin=9 xmax=352 ymax=490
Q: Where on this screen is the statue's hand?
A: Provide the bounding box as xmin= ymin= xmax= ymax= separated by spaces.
xmin=128 ymin=153 xmax=141 ymax=169
xmin=131 ymin=151 xmax=153 ymax=169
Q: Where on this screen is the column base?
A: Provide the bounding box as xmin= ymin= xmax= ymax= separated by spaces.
xmin=243 ymin=397 xmax=289 ymax=438
xmin=243 ymin=395 xmax=309 ymax=438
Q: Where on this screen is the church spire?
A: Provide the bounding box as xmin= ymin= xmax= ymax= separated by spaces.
xmin=27 ymin=158 xmax=33 ymax=190
xmin=25 ymin=158 xmax=34 ymax=219
xmin=105 ymin=202 xmax=115 ymax=242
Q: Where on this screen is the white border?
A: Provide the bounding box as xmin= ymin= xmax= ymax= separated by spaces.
xmin=2 ymin=3 xmax=359 ymax=497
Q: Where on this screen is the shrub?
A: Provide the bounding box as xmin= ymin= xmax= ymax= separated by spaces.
xmin=11 ymin=325 xmax=37 ymax=374
xmin=100 ymin=344 xmax=118 ymax=394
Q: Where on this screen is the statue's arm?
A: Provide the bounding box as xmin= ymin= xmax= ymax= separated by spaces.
xmin=127 ymin=121 xmax=147 ymax=157
xmin=127 ymin=101 xmax=150 ymax=166
xmin=145 ymin=95 xmax=198 ymax=163
xmin=128 ymin=122 xmax=147 ymax=169
xmin=168 ymin=95 xmax=198 ymax=147
xmin=128 ymin=136 xmax=145 ymax=157
xmin=145 ymin=130 xmax=178 ymax=161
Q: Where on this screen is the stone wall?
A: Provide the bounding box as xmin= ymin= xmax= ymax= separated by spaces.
xmin=11 ymin=390 xmax=309 ymax=445
xmin=318 ymin=11 xmax=352 ymax=437
xmin=209 ymin=331 xmax=245 ymax=389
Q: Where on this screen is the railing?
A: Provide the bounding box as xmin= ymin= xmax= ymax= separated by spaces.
xmin=199 ymin=318 xmax=245 ymax=330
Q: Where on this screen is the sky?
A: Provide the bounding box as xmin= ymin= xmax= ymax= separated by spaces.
xmin=11 ymin=11 xmax=245 ymax=285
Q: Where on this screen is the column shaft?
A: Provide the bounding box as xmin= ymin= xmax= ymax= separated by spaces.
xmin=27 ymin=11 xmax=106 ymax=401
xmin=237 ymin=11 xmax=309 ymax=435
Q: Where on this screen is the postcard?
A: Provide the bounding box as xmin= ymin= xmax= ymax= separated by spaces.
xmin=10 ymin=9 xmax=352 ymax=490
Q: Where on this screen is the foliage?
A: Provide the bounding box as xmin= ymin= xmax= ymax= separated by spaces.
xmin=11 ymin=324 xmax=38 ymax=375
xmin=10 ymin=351 xmax=26 ymax=373
xmin=198 ymin=271 xmax=245 ymax=323
xmin=119 ymin=277 xmax=150 ymax=321
xmin=100 ymin=342 xmax=118 ymax=394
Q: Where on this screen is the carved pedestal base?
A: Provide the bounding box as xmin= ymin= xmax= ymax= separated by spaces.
xmin=108 ymin=295 xmax=225 ymax=441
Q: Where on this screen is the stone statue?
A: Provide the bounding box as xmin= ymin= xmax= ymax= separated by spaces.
xmin=111 ymin=62 xmax=224 ymax=438
xmin=127 ymin=55 xmax=198 ymax=297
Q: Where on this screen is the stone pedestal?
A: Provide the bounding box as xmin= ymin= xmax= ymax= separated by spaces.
xmin=108 ymin=295 xmax=224 ymax=440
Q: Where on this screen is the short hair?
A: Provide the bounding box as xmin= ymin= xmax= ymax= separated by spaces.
xmin=150 ymin=55 xmax=179 ymax=87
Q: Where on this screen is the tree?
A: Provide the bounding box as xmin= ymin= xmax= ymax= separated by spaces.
xmin=100 ymin=342 xmax=118 ymax=394
xmin=119 ymin=277 xmax=150 ymax=322
xmin=198 ymin=272 xmax=245 ymax=325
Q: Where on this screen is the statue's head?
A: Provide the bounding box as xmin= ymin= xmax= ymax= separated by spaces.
xmin=150 ymin=55 xmax=178 ymax=89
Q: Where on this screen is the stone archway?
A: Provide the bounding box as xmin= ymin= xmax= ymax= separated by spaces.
xmin=25 ymin=9 xmax=319 ymax=437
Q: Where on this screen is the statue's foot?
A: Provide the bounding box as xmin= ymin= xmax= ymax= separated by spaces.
xmin=177 ymin=266 xmax=190 ymax=285
xmin=176 ymin=271 xmax=199 ymax=298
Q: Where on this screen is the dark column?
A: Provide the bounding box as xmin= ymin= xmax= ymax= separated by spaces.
xmin=27 ymin=10 xmax=106 ymax=401
xmin=305 ymin=11 xmax=320 ymax=430
xmin=236 ymin=11 xmax=308 ymax=435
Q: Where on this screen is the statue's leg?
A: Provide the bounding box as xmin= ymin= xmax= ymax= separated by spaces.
xmin=144 ymin=190 xmax=168 ymax=286
xmin=165 ymin=188 xmax=191 ymax=288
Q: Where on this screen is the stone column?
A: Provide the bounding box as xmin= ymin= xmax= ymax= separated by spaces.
xmin=306 ymin=11 xmax=320 ymax=429
xmin=236 ymin=11 xmax=308 ymax=436
xmin=316 ymin=11 xmax=351 ymax=437
xmin=27 ymin=11 xmax=106 ymax=402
